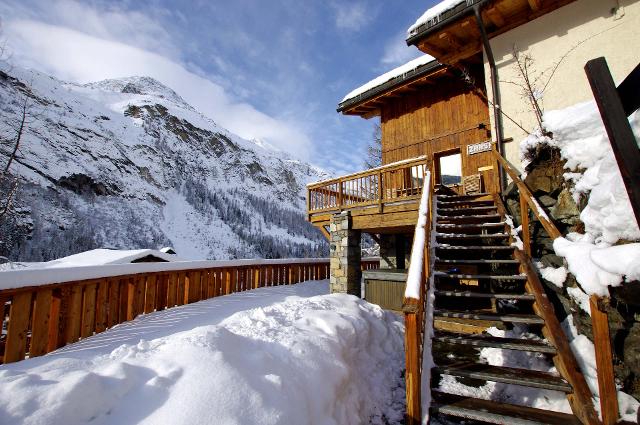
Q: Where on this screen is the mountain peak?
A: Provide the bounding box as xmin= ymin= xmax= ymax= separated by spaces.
xmin=84 ymin=76 xmax=186 ymax=105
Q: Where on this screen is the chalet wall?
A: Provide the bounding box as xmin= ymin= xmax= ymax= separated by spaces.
xmin=484 ymin=0 xmax=640 ymax=169
xmin=380 ymin=76 xmax=496 ymax=190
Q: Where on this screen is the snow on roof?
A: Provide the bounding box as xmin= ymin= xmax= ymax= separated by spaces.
xmin=408 ymin=0 xmax=467 ymax=36
xmin=340 ymin=54 xmax=436 ymax=104
xmin=32 ymin=248 xmax=181 ymax=269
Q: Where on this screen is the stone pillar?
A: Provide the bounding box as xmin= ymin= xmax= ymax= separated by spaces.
xmin=329 ymin=211 xmax=361 ymax=296
xmin=379 ymin=234 xmax=408 ymax=269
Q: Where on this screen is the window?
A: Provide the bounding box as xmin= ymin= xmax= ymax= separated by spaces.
xmin=436 ymin=150 xmax=462 ymax=185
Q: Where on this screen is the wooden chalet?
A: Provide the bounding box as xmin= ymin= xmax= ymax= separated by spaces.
xmin=308 ymin=0 xmax=639 ymax=424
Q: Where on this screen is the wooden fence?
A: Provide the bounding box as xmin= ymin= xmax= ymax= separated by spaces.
xmin=0 ymin=258 xmax=380 ymax=365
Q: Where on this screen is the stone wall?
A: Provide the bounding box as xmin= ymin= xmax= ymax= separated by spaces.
xmin=504 ymin=145 xmax=640 ymax=399
xmin=329 ymin=212 xmax=361 ymax=296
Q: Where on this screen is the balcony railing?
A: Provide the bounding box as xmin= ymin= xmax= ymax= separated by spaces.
xmin=307 ymin=156 xmax=428 ymax=216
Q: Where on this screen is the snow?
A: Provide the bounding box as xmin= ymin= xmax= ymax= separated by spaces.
xmin=22 ymin=249 xmax=181 ymax=268
xmin=537 ymin=263 xmax=568 ymax=288
xmin=341 ymin=55 xmax=435 ymax=104
xmin=0 ymin=257 xmax=330 ymax=291
xmin=0 ymin=280 xmax=406 ymax=425
xmin=520 ymin=101 xmax=640 ymax=295
xmin=562 ymin=316 xmax=640 ymax=421
xmin=404 ymin=171 xmax=432 ymax=299
xmin=408 ymin=0 xmax=466 ymax=36
xmin=521 ymin=101 xmax=640 ymax=244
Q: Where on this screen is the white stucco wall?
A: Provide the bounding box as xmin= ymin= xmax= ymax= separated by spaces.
xmin=483 ymin=0 xmax=640 ymax=169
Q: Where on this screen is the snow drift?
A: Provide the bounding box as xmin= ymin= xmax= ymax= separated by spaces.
xmin=0 ymin=280 xmax=406 ymax=425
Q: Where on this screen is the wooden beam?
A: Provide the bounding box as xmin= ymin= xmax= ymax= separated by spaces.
xmin=590 ymin=295 xmax=619 ymax=425
xmin=439 ymin=31 xmax=464 ymax=50
xmin=485 ymin=7 xmax=506 ymax=27
xmin=528 ymin=0 xmax=542 ymax=11
xmin=585 ymin=57 xmax=640 ymax=228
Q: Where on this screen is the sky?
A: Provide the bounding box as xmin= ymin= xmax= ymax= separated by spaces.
xmin=0 ymin=0 xmax=439 ymax=176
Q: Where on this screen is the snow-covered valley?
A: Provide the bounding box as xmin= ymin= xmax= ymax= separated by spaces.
xmin=0 ymin=64 xmax=329 ymax=262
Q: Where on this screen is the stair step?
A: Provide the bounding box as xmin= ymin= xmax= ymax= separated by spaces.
xmin=435 ymin=259 xmax=520 ymax=265
xmin=435 ymin=272 xmax=527 ymax=281
xmin=433 ymin=332 xmax=557 ymax=354
xmin=438 ymin=214 xmax=502 ymax=222
xmin=438 ymin=222 xmax=505 ymax=228
xmin=438 ymin=193 xmax=491 ymax=200
xmin=437 ymin=245 xmax=514 ymax=250
xmin=433 ymin=362 xmax=572 ymax=392
xmin=431 ymin=391 xmax=580 ymax=425
xmin=437 ymin=199 xmax=495 ymax=207
xmin=438 ymin=206 xmax=498 ymax=215
xmin=436 ymin=233 xmax=509 ymax=239
xmin=435 ymin=290 xmax=535 ymax=300
xmin=434 ymin=309 xmax=545 ymax=324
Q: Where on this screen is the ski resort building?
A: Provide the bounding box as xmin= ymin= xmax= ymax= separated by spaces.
xmin=308 ymin=0 xmax=640 ymax=423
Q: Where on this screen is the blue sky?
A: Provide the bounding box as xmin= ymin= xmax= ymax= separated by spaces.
xmin=0 ymin=0 xmax=438 ymax=175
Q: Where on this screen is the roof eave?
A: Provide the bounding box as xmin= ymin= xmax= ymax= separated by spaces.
xmin=406 ymin=0 xmax=487 ymax=47
xmin=337 ymin=60 xmax=445 ymax=114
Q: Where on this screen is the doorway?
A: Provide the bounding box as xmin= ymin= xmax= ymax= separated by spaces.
xmin=435 ymin=149 xmax=463 ymax=187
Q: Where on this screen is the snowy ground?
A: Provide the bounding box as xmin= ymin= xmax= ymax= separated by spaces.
xmin=0 ymin=280 xmax=405 ymax=425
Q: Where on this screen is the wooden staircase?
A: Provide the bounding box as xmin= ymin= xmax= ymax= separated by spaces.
xmin=426 ymin=192 xmax=599 ymax=425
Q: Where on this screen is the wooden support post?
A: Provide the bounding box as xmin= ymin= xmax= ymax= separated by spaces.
xmin=47 ymin=291 xmax=62 ymax=353
xmin=30 ymin=289 xmax=53 ymax=357
xmin=66 ymin=284 xmax=83 ymax=343
xmin=95 ymin=281 xmax=109 ymax=333
xmin=144 ymin=275 xmax=157 ymax=313
xmin=403 ymin=299 xmax=421 ymax=425
xmin=585 ymin=57 xmax=640 ymax=228
xmin=5 ymin=292 xmax=33 ymax=363
xmin=520 ymin=193 xmax=531 ymax=256
xmin=81 ymin=283 xmax=97 ymax=339
xmin=107 ymin=280 xmax=120 ymax=327
xmin=590 ymin=295 xmax=619 ymax=425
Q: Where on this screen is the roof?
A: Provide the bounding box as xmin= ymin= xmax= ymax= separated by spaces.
xmin=24 ymin=248 xmax=181 ymax=269
xmin=406 ymin=0 xmax=577 ymax=59
xmin=407 ymin=0 xmax=484 ymax=46
xmin=337 ymin=55 xmax=442 ymax=113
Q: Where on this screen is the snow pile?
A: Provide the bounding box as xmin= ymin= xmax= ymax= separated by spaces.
xmin=521 ymin=102 xmax=640 ymax=243
xmin=341 ymin=55 xmax=435 ymax=104
xmin=520 ymin=101 xmax=640 ymax=296
xmin=408 ymin=0 xmax=466 ymax=35
xmin=562 ymin=316 xmax=640 ymax=421
xmin=0 ymin=280 xmax=406 ymax=425
xmin=536 ymin=262 xmax=567 ymax=288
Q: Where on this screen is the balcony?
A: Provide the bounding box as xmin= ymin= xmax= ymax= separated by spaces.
xmin=306 ymin=156 xmax=429 ymax=234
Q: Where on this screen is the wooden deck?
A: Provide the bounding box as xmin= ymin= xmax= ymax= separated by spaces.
xmin=306 ymin=156 xmax=428 ymax=234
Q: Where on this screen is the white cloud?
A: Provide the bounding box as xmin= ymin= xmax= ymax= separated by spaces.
xmin=332 ymin=2 xmax=375 ymax=32
xmin=380 ymin=31 xmax=423 ymax=68
xmin=2 ymin=12 xmax=313 ymax=160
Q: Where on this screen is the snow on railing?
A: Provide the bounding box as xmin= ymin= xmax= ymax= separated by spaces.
xmin=404 ymin=171 xmax=432 ymax=299
xmin=401 ymin=171 xmax=432 ymax=425
xmin=0 ymin=257 xmax=380 ymax=365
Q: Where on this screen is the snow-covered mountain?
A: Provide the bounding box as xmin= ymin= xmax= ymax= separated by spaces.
xmin=0 ymin=63 xmax=329 ymax=261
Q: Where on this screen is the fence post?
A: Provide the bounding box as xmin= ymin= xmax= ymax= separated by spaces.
xmin=585 ymin=57 xmax=640 ymax=227
xmin=590 ymin=295 xmax=619 ymax=425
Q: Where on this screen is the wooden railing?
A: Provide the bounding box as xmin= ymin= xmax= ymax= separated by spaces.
xmin=0 ymin=258 xmax=380 ymax=364
xmin=493 ymin=147 xmax=610 ymax=425
xmin=401 ymin=171 xmax=433 ymax=425
xmin=307 ymin=156 xmax=428 ymax=215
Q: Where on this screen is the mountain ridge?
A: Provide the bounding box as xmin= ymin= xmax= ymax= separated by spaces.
xmin=0 ymin=63 xmax=328 ymax=261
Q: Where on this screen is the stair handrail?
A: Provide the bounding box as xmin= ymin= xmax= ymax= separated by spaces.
xmin=402 ymin=170 xmax=433 ymax=425
xmin=492 ymin=146 xmax=613 ymax=425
